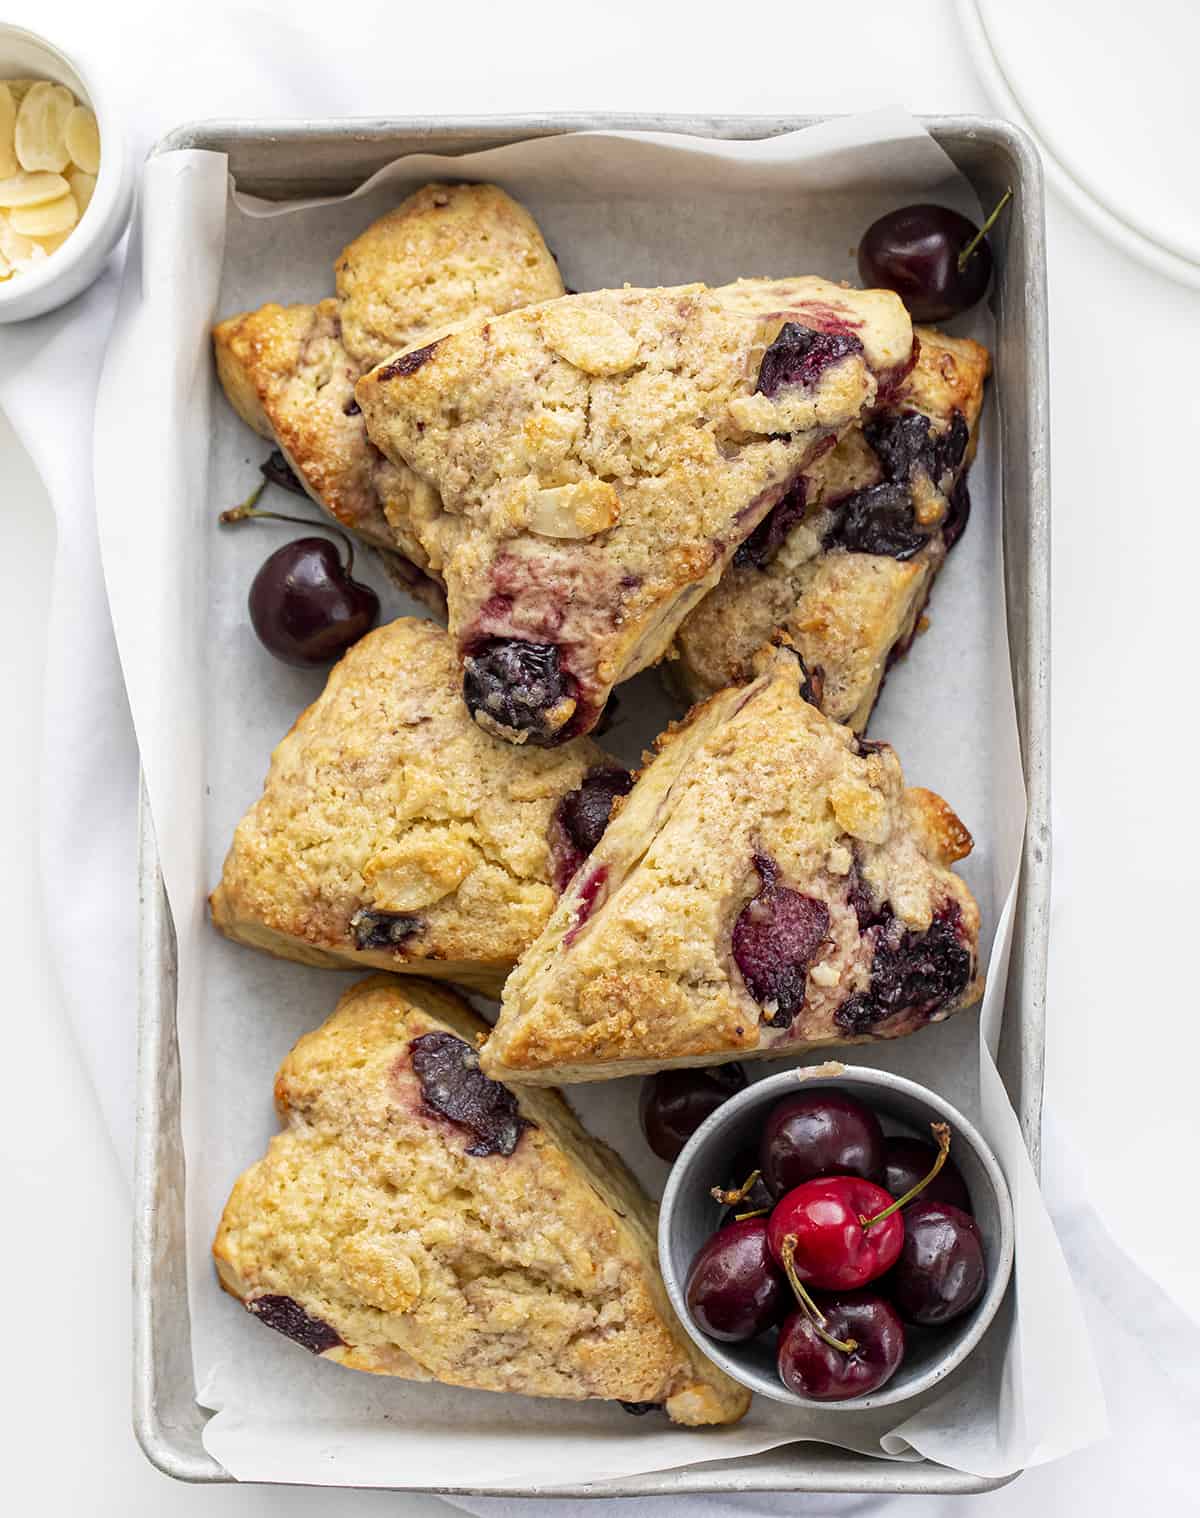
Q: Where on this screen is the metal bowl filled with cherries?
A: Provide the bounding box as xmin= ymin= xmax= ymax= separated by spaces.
xmin=657 ymin=1064 xmax=1014 ymax=1411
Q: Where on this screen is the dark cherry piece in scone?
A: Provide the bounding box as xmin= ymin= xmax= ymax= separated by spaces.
xmin=482 ymin=639 xmax=981 ymax=1084
xmin=210 ymin=619 xmax=622 ymax=994
xmin=213 ymin=976 xmax=748 ymax=1425
xmin=670 ymin=325 xmax=991 ymax=730
xmin=355 ymin=276 xmax=914 ymax=746
xmin=212 ymin=183 xmax=565 ymax=606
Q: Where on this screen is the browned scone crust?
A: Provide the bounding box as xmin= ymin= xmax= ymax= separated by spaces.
xmin=483 ymin=640 xmax=982 ymax=1084
xmin=670 ymin=327 xmax=991 ymax=730
xmin=334 ymin=182 xmax=566 ymax=369
xmin=213 ymin=298 xmax=416 ymax=550
xmin=213 ymin=976 xmax=748 ymax=1425
xmin=211 ymin=183 xmax=565 ymax=593
xmin=210 ymin=619 xmax=610 ymax=994
xmin=356 ymin=278 xmax=913 ymax=743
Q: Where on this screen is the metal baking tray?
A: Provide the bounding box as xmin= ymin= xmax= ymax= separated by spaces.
xmin=133 ymin=113 xmax=1049 ymax=1496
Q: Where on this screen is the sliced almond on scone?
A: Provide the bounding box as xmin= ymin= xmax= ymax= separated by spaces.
xmin=214 ymin=975 xmax=747 ymax=1425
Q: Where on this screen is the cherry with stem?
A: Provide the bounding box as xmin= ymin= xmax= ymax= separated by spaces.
xmin=221 ymin=478 xmax=380 ymax=667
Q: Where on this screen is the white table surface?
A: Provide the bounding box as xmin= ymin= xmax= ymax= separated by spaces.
xmin=3 ymin=1 xmax=1198 ymax=1512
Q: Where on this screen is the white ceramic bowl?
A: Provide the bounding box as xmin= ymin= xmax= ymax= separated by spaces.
xmin=659 ymin=1064 xmax=1015 ymax=1413
xmin=0 ymin=24 xmax=134 ymax=322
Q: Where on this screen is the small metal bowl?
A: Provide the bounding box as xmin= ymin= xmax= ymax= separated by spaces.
xmin=0 ymin=24 xmax=134 ymax=322
xmin=659 ymin=1062 xmax=1014 ymax=1412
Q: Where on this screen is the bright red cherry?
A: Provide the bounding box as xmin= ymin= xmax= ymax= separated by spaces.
xmin=767 ymin=1121 xmax=953 ymax=1291
xmin=767 ymin=1174 xmax=904 ymax=1290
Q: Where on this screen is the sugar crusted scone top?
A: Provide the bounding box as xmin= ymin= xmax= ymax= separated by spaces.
xmin=211 ymin=619 xmax=607 ymax=973
xmin=485 ymin=642 xmax=980 ymax=1081
xmin=335 ymin=182 xmax=565 ymax=369
xmin=213 ymin=976 xmax=748 ymax=1423
xmin=355 ymin=279 xmax=910 ymax=737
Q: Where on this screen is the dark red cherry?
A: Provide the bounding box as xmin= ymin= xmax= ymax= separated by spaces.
xmin=685 ymin=1218 xmax=786 ymax=1342
xmin=777 ymin=1291 xmax=904 ymax=1400
xmin=767 ymin=1175 xmax=904 ymax=1291
xmin=732 ymin=854 xmax=831 ymax=1028
xmin=759 ymin=1090 xmax=885 ymax=1195
xmin=221 ymin=487 xmax=379 ymax=667
xmin=248 ymin=538 xmax=379 ymax=667
xmin=857 ymin=194 xmax=1010 ymax=322
xmin=639 ymin=1065 xmax=747 ymax=1162
xmin=882 ymin=1135 xmax=972 ymax=1214
xmin=890 ymin=1199 xmax=986 ymax=1325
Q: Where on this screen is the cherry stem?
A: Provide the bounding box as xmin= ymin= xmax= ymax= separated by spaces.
xmin=733 ymin=1206 xmax=771 ymax=1221
xmin=780 ymin=1236 xmax=858 ymax=1355
xmin=710 ymin=1168 xmax=763 ymax=1207
xmin=957 ymin=188 xmax=1013 ymax=273
xmin=220 ymin=482 xmax=357 ymax=573
xmin=861 ymin=1121 xmax=951 ymax=1230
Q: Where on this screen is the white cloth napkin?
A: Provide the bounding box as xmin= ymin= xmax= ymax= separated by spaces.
xmin=1 ymin=0 xmax=1196 ymax=1507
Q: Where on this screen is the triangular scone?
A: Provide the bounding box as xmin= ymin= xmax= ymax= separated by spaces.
xmin=211 ymin=619 xmax=624 ymax=993
xmin=214 ymin=976 xmax=748 ymax=1425
xmin=212 ymin=183 xmax=564 ymax=594
xmin=671 ymin=325 xmax=990 ymax=729
xmin=355 ymin=279 xmax=913 ymax=746
xmin=483 ymin=641 xmax=982 ymax=1084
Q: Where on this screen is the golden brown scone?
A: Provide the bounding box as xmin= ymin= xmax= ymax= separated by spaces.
xmin=482 ymin=640 xmax=981 ymax=1085
xmin=210 ymin=619 xmax=624 ymax=994
xmin=335 ymin=182 xmax=565 ymax=369
xmin=213 ymin=299 xmax=409 ymax=547
xmin=356 ymin=279 xmax=913 ymax=745
xmin=213 ymin=976 xmax=748 ymax=1426
xmin=670 ymin=327 xmax=991 ymax=729
xmin=211 ymin=183 xmax=565 ymax=594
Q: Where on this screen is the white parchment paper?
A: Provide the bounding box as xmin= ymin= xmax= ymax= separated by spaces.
xmin=95 ymin=108 xmax=1104 ymax=1489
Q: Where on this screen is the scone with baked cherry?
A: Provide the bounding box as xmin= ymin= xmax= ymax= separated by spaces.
xmin=210 ymin=619 xmax=629 ymax=993
xmin=212 ymin=182 xmax=564 ymax=589
xmin=670 ymin=322 xmax=990 ymax=729
xmin=355 ymin=277 xmax=914 ymax=746
xmin=482 ymin=640 xmax=981 ymax=1084
xmin=213 ymin=975 xmax=748 ymax=1425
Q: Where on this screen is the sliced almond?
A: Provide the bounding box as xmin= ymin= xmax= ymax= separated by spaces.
xmin=15 ymin=81 xmax=74 ymax=173
xmin=527 ymin=479 xmax=621 ymax=539
xmin=829 ymin=777 xmax=890 ymax=844
xmin=64 ymin=104 xmax=100 ymax=174
xmin=67 ymin=166 xmax=96 ymax=216
xmin=0 ymin=170 xmax=70 ymax=207
xmin=5 ymin=80 xmax=42 ymax=105
xmin=9 ymin=191 xmax=78 ymax=238
xmin=36 ymin=229 xmax=71 ymax=257
xmin=0 ymin=210 xmax=43 ymax=269
xmin=539 ymin=305 xmax=641 ymax=375
xmin=0 ymin=84 xmax=17 ymax=179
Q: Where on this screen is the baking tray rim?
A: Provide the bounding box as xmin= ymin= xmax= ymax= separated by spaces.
xmin=133 ymin=110 xmax=1047 ymax=1496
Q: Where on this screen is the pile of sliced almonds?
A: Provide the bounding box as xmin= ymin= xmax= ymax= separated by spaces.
xmin=0 ymin=78 xmax=99 ymax=282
